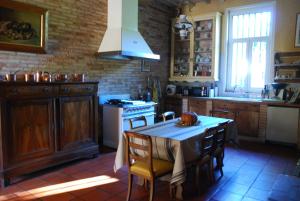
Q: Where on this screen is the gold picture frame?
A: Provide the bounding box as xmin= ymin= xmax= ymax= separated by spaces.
xmin=0 ymin=0 xmax=48 ymax=53
xmin=295 ymin=13 xmax=300 ymax=48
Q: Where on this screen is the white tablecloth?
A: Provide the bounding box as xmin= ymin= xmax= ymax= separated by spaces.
xmin=114 ymin=115 xmax=236 ymax=199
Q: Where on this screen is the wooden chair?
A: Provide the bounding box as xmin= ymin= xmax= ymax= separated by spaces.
xmin=161 ymin=111 xmax=175 ymax=122
xmin=129 ymin=116 xmax=147 ymax=129
xmin=124 ymin=131 xmax=174 ymax=201
xmin=195 ymin=126 xmax=218 ymax=189
xmin=213 ymin=121 xmax=229 ymax=178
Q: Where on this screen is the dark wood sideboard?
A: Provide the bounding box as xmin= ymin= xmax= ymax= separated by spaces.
xmin=0 ymin=82 xmax=99 ymax=186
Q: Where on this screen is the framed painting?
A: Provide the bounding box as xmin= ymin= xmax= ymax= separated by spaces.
xmin=0 ymin=0 xmax=48 ymax=53
xmin=296 ymin=13 xmax=300 ymax=47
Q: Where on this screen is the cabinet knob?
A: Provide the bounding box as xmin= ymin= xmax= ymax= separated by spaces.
xmin=85 ymin=87 xmax=93 ymax=91
xmin=10 ymin=88 xmax=19 ymax=95
xmin=61 ymin=88 xmax=70 ymax=93
xmin=43 ymin=87 xmax=50 ymax=93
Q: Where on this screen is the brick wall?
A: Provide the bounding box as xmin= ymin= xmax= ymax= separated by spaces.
xmin=0 ymin=0 xmax=173 ymax=99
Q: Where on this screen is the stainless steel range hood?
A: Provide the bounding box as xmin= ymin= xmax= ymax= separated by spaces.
xmin=97 ymin=0 xmax=160 ymax=60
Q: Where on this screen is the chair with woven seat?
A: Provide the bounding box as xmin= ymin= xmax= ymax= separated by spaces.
xmin=161 ymin=111 xmax=175 ymax=122
xmin=195 ymin=126 xmax=218 ymax=189
xmin=129 ymin=116 xmax=147 ymax=129
xmin=124 ymin=131 xmax=174 ymax=201
xmin=213 ymin=121 xmax=229 ymax=178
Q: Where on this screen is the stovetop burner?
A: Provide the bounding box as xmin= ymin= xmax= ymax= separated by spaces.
xmin=106 ymin=99 xmax=133 ymax=106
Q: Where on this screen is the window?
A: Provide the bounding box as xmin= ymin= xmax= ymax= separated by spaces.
xmin=225 ymin=3 xmax=275 ymax=94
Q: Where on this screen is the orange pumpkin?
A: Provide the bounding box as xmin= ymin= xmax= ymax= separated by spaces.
xmin=181 ymin=112 xmax=198 ymax=126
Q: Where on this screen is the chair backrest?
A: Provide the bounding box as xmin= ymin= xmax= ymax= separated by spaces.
xmin=215 ymin=121 xmax=229 ymax=148
xmin=129 ymin=116 xmax=147 ymax=129
xmin=124 ymin=131 xmax=153 ymax=174
xmin=201 ymin=126 xmax=218 ymax=156
xmin=161 ymin=111 xmax=175 ymax=122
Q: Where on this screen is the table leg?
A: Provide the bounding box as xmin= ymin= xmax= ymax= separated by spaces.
xmin=175 ymin=184 xmax=183 ymax=200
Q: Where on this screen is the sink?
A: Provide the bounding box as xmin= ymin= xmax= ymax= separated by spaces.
xmin=213 ymin=96 xmax=260 ymax=102
xmin=214 ymin=96 xmax=284 ymax=103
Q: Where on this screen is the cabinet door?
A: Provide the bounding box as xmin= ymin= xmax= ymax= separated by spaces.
xmin=6 ymin=99 xmax=55 ymax=165
xmin=59 ymin=96 xmax=95 ymax=151
xmin=165 ymin=97 xmax=183 ymax=117
xmin=189 ymin=99 xmax=207 ymax=115
xmin=236 ymin=111 xmax=259 ymax=137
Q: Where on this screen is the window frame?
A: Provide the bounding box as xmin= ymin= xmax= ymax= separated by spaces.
xmin=221 ymin=2 xmax=276 ymax=96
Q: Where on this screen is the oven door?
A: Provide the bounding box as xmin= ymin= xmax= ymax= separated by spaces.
xmin=123 ymin=112 xmax=155 ymax=131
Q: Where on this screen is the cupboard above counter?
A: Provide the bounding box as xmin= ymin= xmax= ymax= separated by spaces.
xmin=170 ymin=12 xmax=222 ymax=82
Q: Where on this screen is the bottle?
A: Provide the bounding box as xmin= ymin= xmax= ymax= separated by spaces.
xmin=209 ymin=83 xmax=214 ymax=97
xmin=214 ymin=83 xmax=218 ymax=97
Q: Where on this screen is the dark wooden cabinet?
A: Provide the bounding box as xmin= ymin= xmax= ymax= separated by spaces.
xmin=59 ymin=96 xmax=95 ymax=151
xmin=165 ymin=96 xmax=188 ymax=117
xmin=188 ymin=98 xmax=212 ymax=115
xmin=0 ymin=82 xmax=99 ymax=186
xmin=7 ymin=98 xmax=55 ymax=165
xmin=236 ymin=110 xmax=260 ymax=137
xmin=212 ymin=100 xmax=260 ymax=137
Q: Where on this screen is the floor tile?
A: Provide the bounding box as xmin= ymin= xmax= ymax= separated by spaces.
xmin=221 ymin=182 xmax=250 ymax=195
xmin=0 ymin=142 xmax=298 ymax=201
xmin=79 ymin=189 xmax=112 ymax=201
xmin=212 ymin=189 xmax=243 ymax=201
xmin=245 ymin=188 xmax=270 ymax=201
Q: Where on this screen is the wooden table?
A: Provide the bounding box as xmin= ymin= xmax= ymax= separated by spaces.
xmin=114 ymin=115 xmax=235 ymax=199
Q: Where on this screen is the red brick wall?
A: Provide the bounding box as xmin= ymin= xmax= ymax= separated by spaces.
xmin=0 ymin=0 xmax=173 ymax=98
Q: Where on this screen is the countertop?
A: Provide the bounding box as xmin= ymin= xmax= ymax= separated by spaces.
xmin=167 ymin=95 xmax=300 ymax=108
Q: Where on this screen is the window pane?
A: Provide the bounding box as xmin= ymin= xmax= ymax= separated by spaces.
xmin=232 ymin=11 xmax=271 ymax=39
xmin=232 ymin=16 xmax=238 ymax=39
xmin=230 ymin=42 xmax=247 ymax=88
xmin=227 ymin=5 xmax=273 ymax=93
xmin=250 ymin=41 xmax=266 ymax=88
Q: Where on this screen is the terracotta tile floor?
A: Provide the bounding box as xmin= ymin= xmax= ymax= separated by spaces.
xmin=1 ymin=142 xmax=299 ymax=201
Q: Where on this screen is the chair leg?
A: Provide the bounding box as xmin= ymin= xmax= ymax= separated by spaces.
xmin=169 ymin=184 xmax=175 ymax=200
xmin=144 ymin=179 xmax=148 ymax=190
xmin=126 ymin=174 xmax=133 ymax=201
xmin=149 ymin=179 xmax=154 ymax=201
xmin=216 ymin=155 xmax=224 ymax=178
xmin=210 ymin=158 xmax=215 ymax=184
xmin=195 ymin=165 xmax=200 ymax=191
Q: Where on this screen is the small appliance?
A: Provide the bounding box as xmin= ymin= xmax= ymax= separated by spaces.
xmin=166 ymin=85 xmax=176 ymax=96
xmin=191 ymin=86 xmax=208 ymax=97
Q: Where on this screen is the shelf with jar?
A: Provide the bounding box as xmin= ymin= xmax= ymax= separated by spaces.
xmin=170 ymin=12 xmax=221 ymax=82
xmin=273 ymin=52 xmax=300 ymax=83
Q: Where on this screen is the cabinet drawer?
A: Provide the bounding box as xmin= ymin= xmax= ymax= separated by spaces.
xmin=59 ymin=84 xmax=97 ymax=96
xmin=3 ymin=85 xmax=56 ymax=98
xmin=213 ymin=100 xmax=235 ymax=110
xmin=165 ymin=97 xmax=182 ymax=104
xmin=234 ymin=103 xmax=260 ymax=112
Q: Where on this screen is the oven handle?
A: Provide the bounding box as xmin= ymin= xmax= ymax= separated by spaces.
xmin=123 ymin=112 xmax=156 ymax=120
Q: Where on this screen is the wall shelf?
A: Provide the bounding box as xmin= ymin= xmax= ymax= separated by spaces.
xmin=274 ymin=52 xmax=300 ymax=83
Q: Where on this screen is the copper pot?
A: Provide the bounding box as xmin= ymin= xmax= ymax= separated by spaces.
xmin=16 ymin=74 xmax=26 ymax=82
xmin=55 ymin=73 xmax=68 ymax=82
xmin=5 ymin=74 xmax=16 ymax=82
xmin=71 ymin=73 xmax=85 ymax=82
xmin=25 ymin=73 xmax=35 ymax=82
xmin=41 ymin=72 xmax=51 ymax=82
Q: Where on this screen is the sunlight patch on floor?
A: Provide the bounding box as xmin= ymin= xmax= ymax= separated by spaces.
xmin=0 ymin=175 xmax=119 ymax=200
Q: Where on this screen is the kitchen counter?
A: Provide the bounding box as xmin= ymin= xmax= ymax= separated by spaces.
xmin=169 ymin=95 xmax=300 ymax=108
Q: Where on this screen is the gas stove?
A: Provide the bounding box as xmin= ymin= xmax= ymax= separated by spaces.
xmin=102 ymin=95 xmax=156 ymax=148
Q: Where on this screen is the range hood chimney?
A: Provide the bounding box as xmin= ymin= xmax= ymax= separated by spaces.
xmin=97 ymin=0 xmax=160 ymax=60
